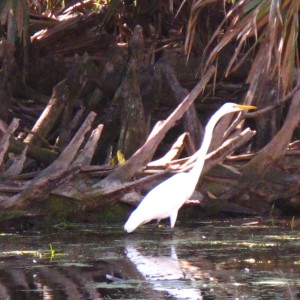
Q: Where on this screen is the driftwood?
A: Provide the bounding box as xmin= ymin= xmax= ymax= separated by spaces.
xmin=147 ymin=132 xmax=193 ymax=168
xmin=32 ymin=13 xmax=115 ymax=56
xmin=8 ymin=139 xmax=58 ymax=165
xmin=0 ymin=112 xmax=98 ymax=209
xmin=37 ymin=111 xmax=96 ymax=178
xmin=0 ymin=65 xmax=244 ymax=209
xmin=24 ymin=57 xmax=86 ymax=147
xmin=243 ymin=87 xmax=300 ymax=179
xmin=73 ymin=124 xmax=104 ymax=167
xmin=1 ymin=17 xmax=300 ymax=219
xmin=0 ymin=64 xmax=259 ymax=212
xmin=0 ymin=167 xmax=81 ymax=209
xmin=3 ymin=145 xmax=28 ymax=177
xmin=40 ymin=68 xmax=216 ymax=203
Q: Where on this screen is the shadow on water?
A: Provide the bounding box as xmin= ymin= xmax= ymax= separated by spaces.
xmin=0 ymin=218 xmax=300 ymax=299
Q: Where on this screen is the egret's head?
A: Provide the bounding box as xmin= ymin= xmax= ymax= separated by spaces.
xmin=222 ymin=102 xmax=257 ymax=113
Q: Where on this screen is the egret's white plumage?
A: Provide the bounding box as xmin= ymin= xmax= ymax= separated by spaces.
xmin=124 ymin=103 xmax=256 ymax=233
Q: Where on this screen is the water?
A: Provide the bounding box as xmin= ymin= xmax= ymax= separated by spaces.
xmin=0 ymin=218 xmax=299 ymax=299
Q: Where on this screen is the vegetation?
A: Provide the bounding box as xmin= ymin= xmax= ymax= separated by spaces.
xmin=0 ymin=0 xmax=299 ymax=223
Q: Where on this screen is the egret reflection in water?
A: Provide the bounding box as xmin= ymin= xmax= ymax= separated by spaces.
xmin=125 ymin=244 xmax=202 ymax=299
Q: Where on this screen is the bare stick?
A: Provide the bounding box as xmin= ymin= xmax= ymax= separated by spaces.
xmin=72 ymin=124 xmax=104 ymax=167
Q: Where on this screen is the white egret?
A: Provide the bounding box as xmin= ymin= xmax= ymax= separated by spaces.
xmin=124 ymin=102 xmax=256 ymax=233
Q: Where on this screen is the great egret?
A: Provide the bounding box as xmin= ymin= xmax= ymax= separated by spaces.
xmin=124 ymin=102 xmax=256 ymax=233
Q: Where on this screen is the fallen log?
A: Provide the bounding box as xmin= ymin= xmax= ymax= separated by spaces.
xmin=0 ymin=112 xmax=98 ymax=209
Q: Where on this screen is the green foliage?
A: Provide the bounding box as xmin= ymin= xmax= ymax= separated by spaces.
xmin=291 ymin=216 xmax=295 ymax=231
xmin=48 ymin=243 xmax=55 ymax=260
xmin=116 ymin=150 xmax=126 ymax=165
xmin=110 ymin=150 xmax=126 ymax=166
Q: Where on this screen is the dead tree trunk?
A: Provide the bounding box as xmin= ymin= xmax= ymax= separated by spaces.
xmin=24 ymin=57 xmax=85 ymax=147
xmin=117 ymin=25 xmax=147 ymax=159
xmin=243 ymin=88 xmax=300 ymax=180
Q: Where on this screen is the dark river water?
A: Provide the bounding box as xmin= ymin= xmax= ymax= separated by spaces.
xmin=0 ymin=218 xmax=299 ymax=299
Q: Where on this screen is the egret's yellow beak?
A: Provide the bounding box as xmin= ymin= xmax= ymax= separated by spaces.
xmin=235 ymin=104 xmax=257 ymax=110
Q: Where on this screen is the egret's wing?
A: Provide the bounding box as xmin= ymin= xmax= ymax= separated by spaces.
xmin=136 ymin=172 xmax=194 ymax=219
xmin=124 ymin=172 xmax=195 ymax=232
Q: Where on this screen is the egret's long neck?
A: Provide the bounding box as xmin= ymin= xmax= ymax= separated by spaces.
xmin=189 ymin=109 xmax=229 ymax=186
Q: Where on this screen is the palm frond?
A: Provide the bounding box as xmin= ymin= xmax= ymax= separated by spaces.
xmin=184 ymin=0 xmax=218 ymax=59
xmin=188 ymin=0 xmax=299 ymax=94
